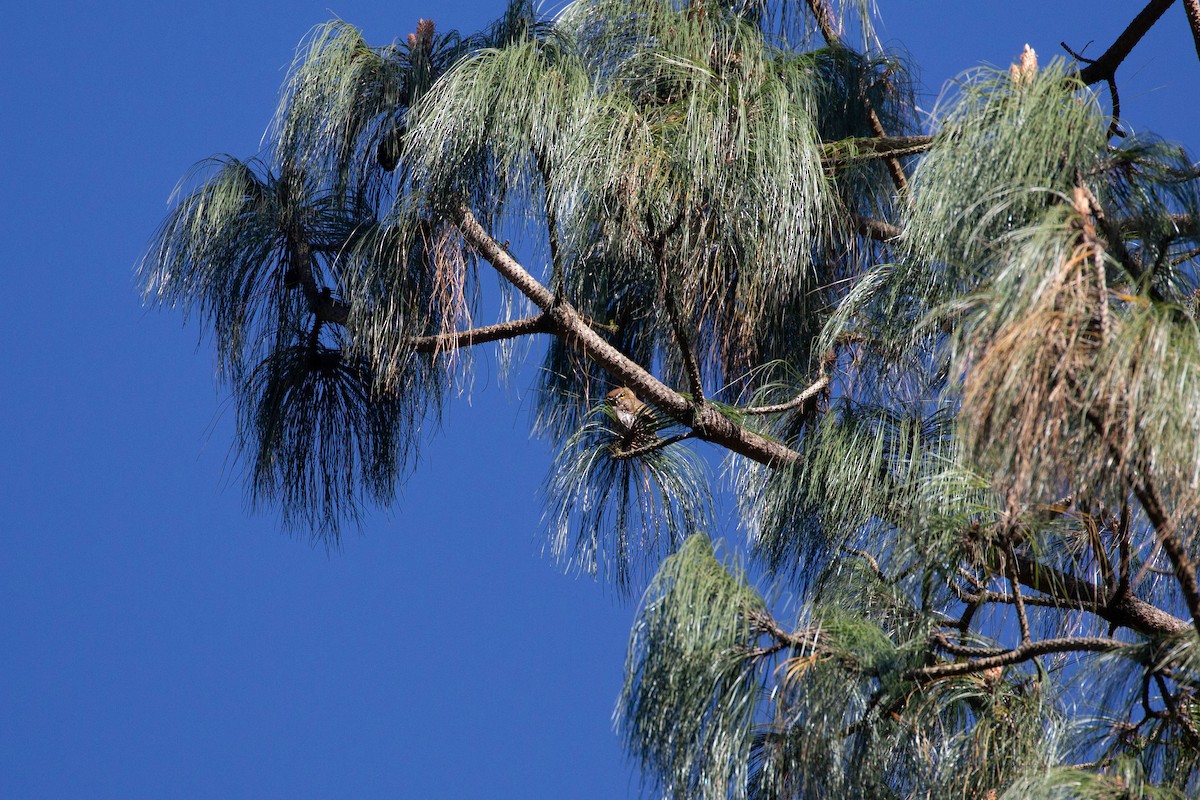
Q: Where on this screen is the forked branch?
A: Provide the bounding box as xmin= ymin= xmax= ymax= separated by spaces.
xmin=452 ymin=203 xmax=803 ymax=467
xmin=805 ymin=0 xmax=909 ymax=192
xmin=1073 ymin=0 xmax=1176 ymax=87
xmin=914 ymin=636 xmax=1122 ymax=683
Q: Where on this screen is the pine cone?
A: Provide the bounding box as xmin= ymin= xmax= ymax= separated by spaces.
xmin=408 ymin=19 xmax=435 ymax=57
xmin=1009 ymin=44 xmax=1037 ymax=86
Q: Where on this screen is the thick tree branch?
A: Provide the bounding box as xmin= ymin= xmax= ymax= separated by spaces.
xmin=1133 ymin=480 xmax=1200 ymax=636
xmin=1073 ymin=0 xmax=1176 ymax=87
xmin=1011 ymin=553 xmax=1190 ymax=637
xmin=1186 ymin=0 xmax=1200 ymax=63
xmin=454 ymin=205 xmax=557 ymax=308
xmin=912 ymin=636 xmax=1122 ymax=682
xmin=453 ymin=203 xmax=802 ymax=467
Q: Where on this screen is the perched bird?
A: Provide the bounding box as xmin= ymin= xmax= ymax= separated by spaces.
xmin=606 ymin=386 xmax=644 ymax=429
xmin=606 ymin=386 xmax=656 ymax=451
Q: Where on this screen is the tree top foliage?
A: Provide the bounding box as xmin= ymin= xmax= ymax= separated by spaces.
xmin=144 ymin=0 xmax=1200 ymax=795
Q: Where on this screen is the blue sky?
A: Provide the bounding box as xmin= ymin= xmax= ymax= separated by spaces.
xmin=2 ymin=2 xmax=1198 ymax=798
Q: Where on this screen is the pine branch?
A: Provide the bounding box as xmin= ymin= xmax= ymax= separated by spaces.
xmin=805 ymin=0 xmax=908 ymax=192
xmin=739 ymin=373 xmax=831 ymax=416
xmin=953 ymin=514 xmax=1188 ymax=638
xmin=609 ymin=431 xmax=698 ymax=461
xmin=951 ymin=579 xmax=1103 ymax=614
xmin=1133 ymin=480 xmax=1200 ymax=636
xmin=913 ymin=636 xmax=1122 ymax=683
xmin=929 ymin=634 xmax=1007 ymax=659
xmin=1066 ymin=370 xmax=1200 ymax=637
xmin=855 ymin=215 xmax=903 ymax=242
xmin=452 ymin=203 xmax=803 ymax=467
xmin=1112 ymin=501 xmax=1133 ymax=606
xmin=841 ymin=545 xmax=886 ymax=582
xmin=289 ymin=238 xmax=352 ymax=326
xmin=409 ymin=315 xmax=550 ymax=353
xmin=1072 ymin=0 xmax=1176 ymax=87
xmin=853 ymin=209 xmax=1196 ymax=251
xmin=821 ymin=135 xmax=934 ymax=167
xmin=1006 ymin=546 xmax=1032 ymax=644
xmin=1062 ymin=42 xmax=1125 ymax=138
xmin=745 ymin=609 xmax=823 ymax=659
xmin=652 ymin=210 xmax=706 ymax=406
xmin=534 ymin=149 xmax=565 ymax=298
xmin=1186 ymin=0 xmax=1200 ymax=64
xmin=1010 ymin=553 xmax=1190 ymax=637
xmin=1155 ymin=671 xmax=1200 ymax=746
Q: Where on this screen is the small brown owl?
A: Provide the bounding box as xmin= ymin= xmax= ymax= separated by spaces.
xmin=606 ymin=386 xmax=656 ymax=451
xmin=606 ymin=386 xmax=644 ymax=427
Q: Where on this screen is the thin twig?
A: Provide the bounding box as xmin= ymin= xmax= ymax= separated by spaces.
xmin=535 ymin=149 xmax=565 ymax=298
xmin=841 ymin=546 xmax=886 ymax=582
xmin=740 ymin=374 xmax=831 ymax=415
xmin=409 ymin=315 xmax=550 ymax=353
xmin=1113 ymin=500 xmax=1133 ymax=603
xmin=1006 ymin=546 xmax=1032 ymax=644
xmin=609 ymin=430 xmax=698 ymax=460
xmin=653 ymin=210 xmax=706 ymax=406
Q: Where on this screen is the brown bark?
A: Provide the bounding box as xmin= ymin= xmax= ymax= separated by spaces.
xmin=1012 ymin=554 xmax=1191 ymax=637
xmin=453 ymin=204 xmax=803 ymax=468
xmin=1074 ymin=0 xmax=1177 ymax=86
xmin=1185 ymin=0 xmax=1200 ymax=63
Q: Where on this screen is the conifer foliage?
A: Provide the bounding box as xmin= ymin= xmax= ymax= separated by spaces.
xmin=145 ymin=0 xmax=1200 ymax=795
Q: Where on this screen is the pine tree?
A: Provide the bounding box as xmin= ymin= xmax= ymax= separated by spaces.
xmin=143 ymin=0 xmax=1200 ymax=795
